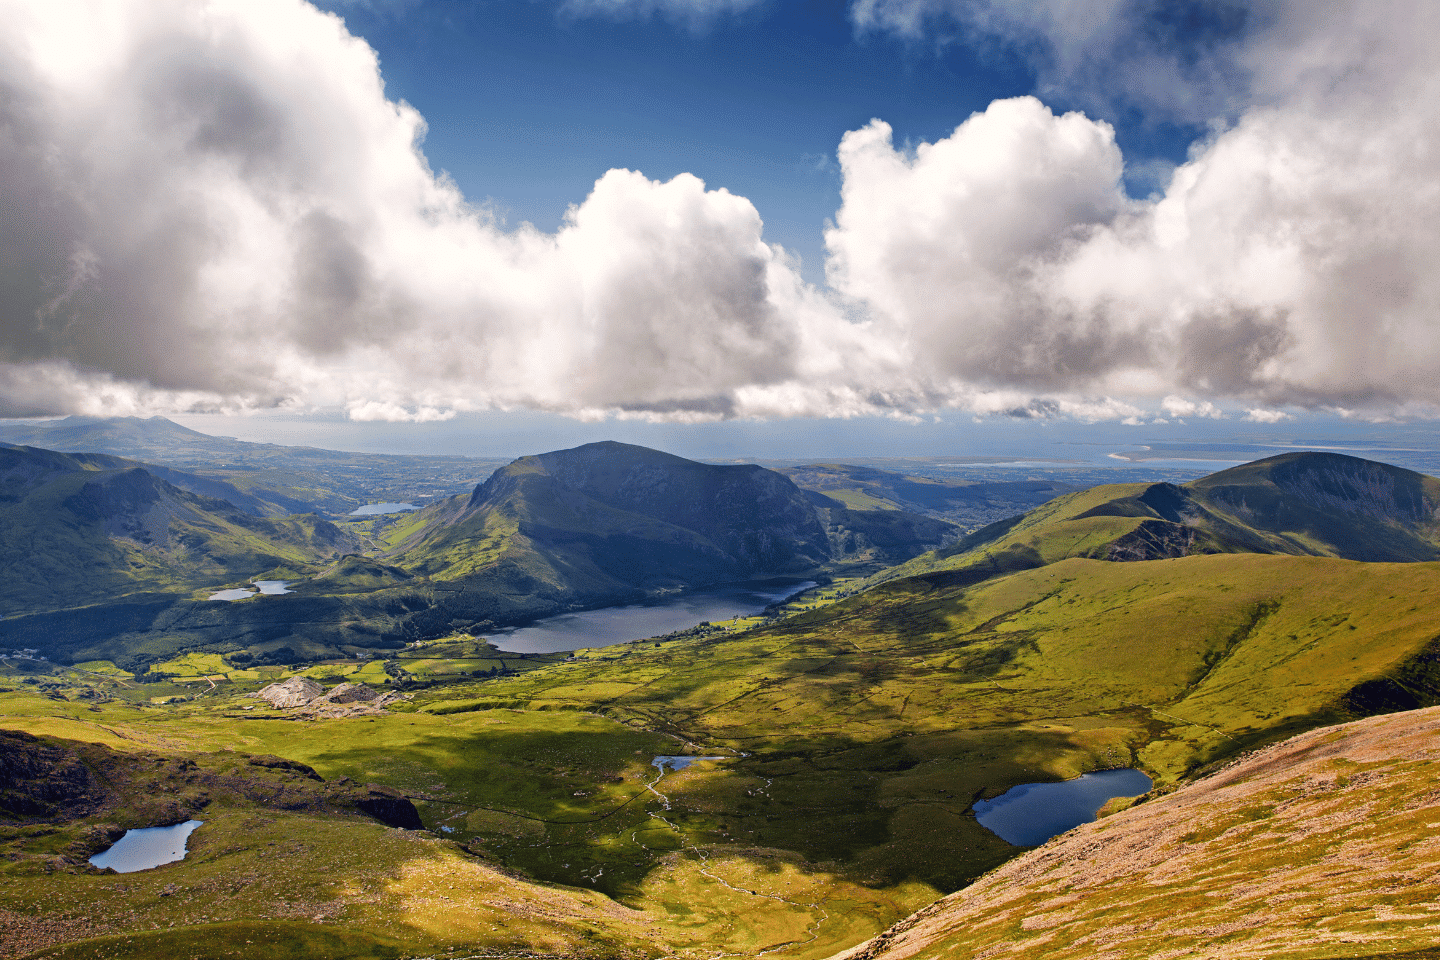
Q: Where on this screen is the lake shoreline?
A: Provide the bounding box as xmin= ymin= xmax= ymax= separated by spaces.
xmin=485 ymin=578 xmax=817 ymax=654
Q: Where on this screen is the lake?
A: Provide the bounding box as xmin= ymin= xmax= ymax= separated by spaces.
xmin=350 ymin=502 xmax=419 ymax=516
xmin=973 ymin=768 xmax=1153 ymax=846
xmin=89 ymin=820 xmax=203 ymax=873
xmin=208 ymin=580 xmax=292 ymax=601
xmin=487 ymin=580 xmax=815 ymax=653
xmin=653 ymin=755 xmax=727 ymax=772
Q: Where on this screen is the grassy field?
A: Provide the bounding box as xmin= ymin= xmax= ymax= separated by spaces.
xmin=0 ymin=687 xmax=929 ymax=960
xmin=448 ymin=555 xmax=1440 ymax=779
xmin=6 ymin=551 xmax=1440 ymax=958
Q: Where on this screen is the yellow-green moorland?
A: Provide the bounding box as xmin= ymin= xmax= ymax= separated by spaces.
xmin=5 ymin=553 xmax=1440 ymax=958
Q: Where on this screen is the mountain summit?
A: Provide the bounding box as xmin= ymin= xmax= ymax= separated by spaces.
xmin=880 ymin=451 xmax=1440 ymax=588
xmin=390 ymin=442 xmax=833 ymax=622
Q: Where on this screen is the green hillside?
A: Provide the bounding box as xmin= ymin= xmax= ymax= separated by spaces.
xmin=406 ymin=551 xmax=1440 ymax=899
xmin=8 ymin=549 xmax=1438 ymax=958
xmin=393 ymin=441 xmax=831 ymax=582
xmin=0 ymin=446 xmax=361 ymax=616
xmin=876 ymin=451 xmax=1440 ymax=587
xmin=384 ymin=441 xmax=956 ymax=629
xmin=6 ymin=453 xmax=1440 ymax=957
xmin=834 ymin=706 xmax=1440 ymax=960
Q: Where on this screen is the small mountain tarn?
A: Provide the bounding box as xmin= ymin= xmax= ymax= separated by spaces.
xmin=834 ymin=707 xmax=1440 ymax=960
xmin=4 ymin=447 xmax=1440 ymax=958
xmin=972 ymin=769 xmax=1153 ymax=846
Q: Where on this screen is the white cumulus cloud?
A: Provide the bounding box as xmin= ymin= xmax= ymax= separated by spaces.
xmin=830 ymin=0 xmax=1440 ymax=418
xmin=0 ymin=0 xmax=844 ymax=422
xmin=0 ymin=0 xmax=1439 ymax=425
xmin=824 ymin=98 xmax=1136 ymax=391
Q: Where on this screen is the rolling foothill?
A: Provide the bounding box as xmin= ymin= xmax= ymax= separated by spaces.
xmin=3 ymin=418 xmax=1440 ymax=959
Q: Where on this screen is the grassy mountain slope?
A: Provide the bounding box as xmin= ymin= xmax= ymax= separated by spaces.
xmin=0 ymin=446 xmax=360 ymax=616
xmin=832 ymin=705 xmax=1440 ymax=960
xmin=6 ymin=480 xmax=1440 ymax=957
xmin=0 ymin=725 xmax=661 ymax=960
xmin=878 ymin=451 xmax=1440 ymax=586
xmin=0 ymin=687 xmax=928 ymax=960
xmin=382 ymin=442 xmax=955 ymax=629
xmin=417 ymin=552 xmax=1440 ymax=897
xmin=0 ymin=442 xmax=275 ymax=516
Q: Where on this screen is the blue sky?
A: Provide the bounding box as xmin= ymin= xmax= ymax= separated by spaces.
xmin=3 ymin=0 xmax=1439 ymax=458
xmin=317 ymin=1 xmax=1231 ymax=282
xmin=317 ymin=0 xmax=1054 ymax=281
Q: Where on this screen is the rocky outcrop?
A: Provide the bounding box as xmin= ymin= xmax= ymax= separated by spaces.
xmin=253 ymin=675 xmax=325 ymax=708
xmin=0 ymin=730 xmax=104 ymax=817
xmin=1105 ymin=518 xmax=1206 ymax=561
xmin=300 ymin=682 xmax=404 ymax=719
xmin=251 ymin=677 xmax=403 ymax=718
xmin=350 ymin=785 xmax=424 ymax=830
xmin=313 ymin=682 xmax=380 ymax=705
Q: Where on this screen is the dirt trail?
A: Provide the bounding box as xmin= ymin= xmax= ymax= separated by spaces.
xmin=638 ymin=762 xmax=831 ymax=959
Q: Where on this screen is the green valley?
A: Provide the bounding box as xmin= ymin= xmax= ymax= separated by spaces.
xmin=0 ymin=439 xmax=960 ymax=667
xmin=3 ymin=446 xmax=1440 ymax=959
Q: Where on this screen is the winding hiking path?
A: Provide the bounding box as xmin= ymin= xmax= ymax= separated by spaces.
xmin=639 ymin=760 xmax=831 ymax=959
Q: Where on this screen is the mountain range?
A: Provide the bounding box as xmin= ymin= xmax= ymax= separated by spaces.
xmin=0 ymin=438 xmax=960 ymax=665
xmin=876 ymin=450 xmax=1440 ymax=590
xmin=0 ymin=415 xmax=496 ymax=516
xmin=0 ymin=445 xmax=359 ymax=616
xmin=4 ymin=434 xmax=1440 ymax=958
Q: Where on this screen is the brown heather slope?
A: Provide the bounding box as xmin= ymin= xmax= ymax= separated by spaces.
xmin=831 ymin=706 xmax=1440 ymax=960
